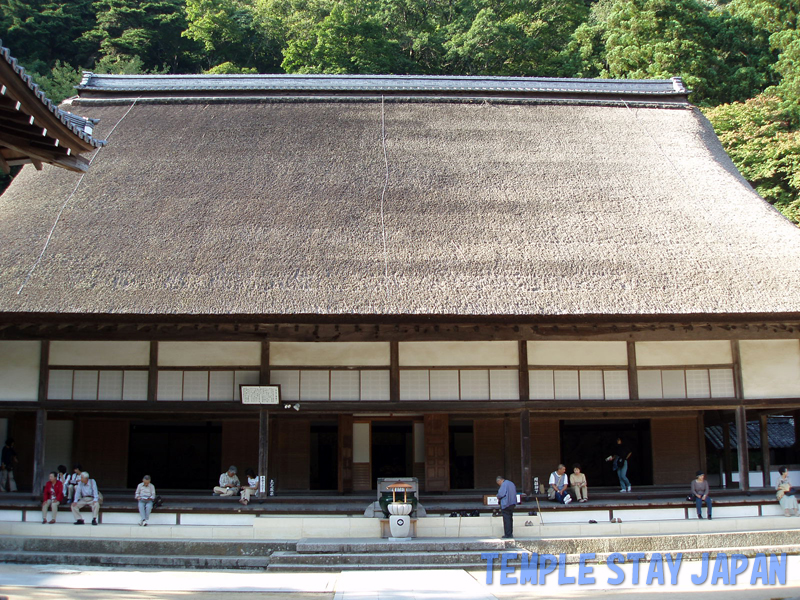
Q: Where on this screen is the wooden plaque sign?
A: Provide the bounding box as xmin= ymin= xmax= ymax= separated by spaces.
xmin=240 ymin=385 xmax=280 ymax=405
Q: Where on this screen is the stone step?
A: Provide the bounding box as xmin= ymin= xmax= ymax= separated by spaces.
xmin=0 ymin=551 xmax=270 ymax=570
xmin=270 ymin=550 xmax=493 ymax=566
xmin=0 ymin=536 xmax=291 ymax=557
xmin=267 ymin=562 xmax=489 ymax=572
xmin=295 ymin=537 xmax=514 ymax=554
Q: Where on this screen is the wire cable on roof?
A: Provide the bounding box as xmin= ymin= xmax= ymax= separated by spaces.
xmin=379 ymin=95 xmax=390 ymax=293
xmin=17 ymin=97 xmax=140 ymax=295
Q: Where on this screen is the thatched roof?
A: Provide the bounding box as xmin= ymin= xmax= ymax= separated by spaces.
xmin=1 ymin=75 xmax=799 ymax=317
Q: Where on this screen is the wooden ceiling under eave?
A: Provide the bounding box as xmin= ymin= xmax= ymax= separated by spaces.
xmin=0 ymin=55 xmax=97 ymax=174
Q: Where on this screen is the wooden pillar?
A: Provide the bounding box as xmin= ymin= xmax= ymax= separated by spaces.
xmin=697 ymin=411 xmax=707 ymax=474
xmin=759 ymin=413 xmax=770 ymax=488
xmin=722 ymin=419 xmax=734 ymax=488
xmin=626 ymin=341 xmax=639 ymax=400
xmin=147 ymin=341 xmax=158 ymax=403
xmin=424 ymin=414 xmax=449 ymax=492
xmin=38 ymin=340 xmax=49 ymax=403
xmin=735 ymin=405 xmax=749 ymax=492
xmin=338 ymin=414 xmax=354 ymax=493
xmin=518 ymin=341 xmax=529 ymax=401
xmin=32 ymin=408 xmax=46 ymax=499
xmin=258 ymin=409 xmax=269 ymax=495
xmin=520 ymin=409 xmax=531 ymax=497
xmin=389 ymin=341 xmax=399 ymax=402
xmin=260 ymin=341 xmax=270 ymax=385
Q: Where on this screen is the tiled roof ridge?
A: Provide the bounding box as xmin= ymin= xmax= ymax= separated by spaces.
xmin=0 ymin=40 xmax=105 ymax=147
xmin=77 ymin=72 xmax=690 ymax=98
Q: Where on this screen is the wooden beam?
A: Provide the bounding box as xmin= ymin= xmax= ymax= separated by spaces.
xmin=735 ymin=405 xmax=749 ymax=492
xmin=759 ymin=413 xmax=770 ymax=487
xmin=0 ymin=153 xmax=10 ymax=175
xmin=731 ymin=341 xmax=745 ymax=401
xmin=520 ymin=409 xmax=531 ymax=497
xmin=258 ymin=409 xmax=269 ymax=496
xmin=0 ymin=130 xmax=88 ymax=172
xmin=32 ymin=408 xmax=46 ymax=500
xmin=627 ymin=341 xmax=639 ymax=400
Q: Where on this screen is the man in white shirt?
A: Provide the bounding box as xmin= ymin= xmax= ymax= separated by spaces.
xmin=71 ymin=471 xmax=100 ymax=525
xmin=548 ymin=464 xmax=572 ymax=504
xmin=213 ymin=466 xmax=240 ymax=496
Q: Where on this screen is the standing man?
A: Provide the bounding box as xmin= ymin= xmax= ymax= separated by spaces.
xmin=71 ymin=471 xmax=100 ymax=525
xmin=496 ymin=475 xmax=517 ymax=539
xmin=0 ymin=438 xmax=18 ymax=492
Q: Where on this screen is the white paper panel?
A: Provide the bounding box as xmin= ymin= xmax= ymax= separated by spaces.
xmin=270 ymin=342 xmax=390 ymax=366
xmin=98 ymin=370 xmax=123 ymax=401
xmin=270 ymin=370 xmax=300 ymax=401
xmin=460 ymin=370 xmax=489 ymax=400
xmin=554 ymin=370 xmax=579 ymax=399
xmin=156 ymin=371 xmax=183 ymax=401
xmin=579 ymin=371 xmax=604 ymax=400
xmin=50 ymin=341 xmax=150 ymax=366
xmin=0 ymin=341 xmax=41 ymax=401
xmin=430 ymin=370 xmax=459 ymax=400
xmin=331 ymin=371 xmax=360 ymax=401
xmin=661 ymin=370 xmax=687 ymax=399
xmin=489 ymin=370 xmax=518 ymax=400
xmin=400 ymin=370 xmax=429 ymax=401
xmin=158 ymin=342 xmax=261 ymax=367
xmin=603 ymin=370 xmax=629 ymax=400
xmin=48 ymin=370 xmax=73 ymax=400
xmin=399 ymin=342 xmax=518 ymax=366
xmin=353 ymin=422 xmax=370 ymax=463
xmin=183 ymin=371 xmax=209 ymax=401
xmin=710 ymin=369 xmax=735 ymax=398
xmin=635 ymin=341 xmax=732 ymax=367
xmin=209 ymin=371 xmax=235 ymax=401
xmin=740 ymin=340 xmax=800 ymax=399
xmin=528 ymin=341 xmax=628 ymax=366
xmin=300 ymin=371 xmax=330 ymax=401
xmin=122 ymin=371 xmax=148 ymax=401
xmin=234 ymin=370 xmax=260 ymax=390
xmin=637 ymin=371 xmax=663 ymax=399
xmin=361 ymin=371 xmax=390 ymax=401
xmin=685 ymin=369 xmax=710 ymax=399
xmin=529 ymin=370 xmax=555 ymax=400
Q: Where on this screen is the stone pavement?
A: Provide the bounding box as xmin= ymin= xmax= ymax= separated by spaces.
xmin=1 ymin=558 xmax=800 ymax=599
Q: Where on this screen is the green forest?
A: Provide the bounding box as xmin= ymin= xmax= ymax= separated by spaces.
xmin=1 ymin=0 xmax=799 ymax=225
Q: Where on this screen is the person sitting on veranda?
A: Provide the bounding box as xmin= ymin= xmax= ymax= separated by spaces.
xmin=240 ymin=468 xmax=258 ymax=506
xmin=213 ymin=466 xmax=240 ymax=497
xmin=570 ymin=464 xmax=589 ymax=503
xmin=548 ymin=464 xmax=572 ymax=504
xmin=42 ymin=471 xmax=64 ymax=524
xmin=71 ymin=471 xmax=100 ymax=525
xmin=135 ymin=475 xmax=157 ymax=526
xmin=65 ymin=464 xmax=82 ymax=502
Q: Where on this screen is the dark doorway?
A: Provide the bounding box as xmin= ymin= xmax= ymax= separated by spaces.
xmin=559 ymin=420 xmax=653 ymax=487
xmin=371 ymin=421 xmax=413 ymax=485
xmin=310 ymin=421 xmax=338 ymax=490
xmin=127 ymin=422 xmax=221 ymax=490
xmin=450 ymin=421 xmax=475 ymax=489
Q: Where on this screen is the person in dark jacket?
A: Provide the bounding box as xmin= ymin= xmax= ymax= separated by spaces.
xmin=496 ymin=475 xmax=517 ymax=539
xmin=0 ymin=439 xmax=18 ymax=492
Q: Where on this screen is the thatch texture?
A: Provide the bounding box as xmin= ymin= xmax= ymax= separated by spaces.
xmin=1 ymin=99 xmax=799 ymax=316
